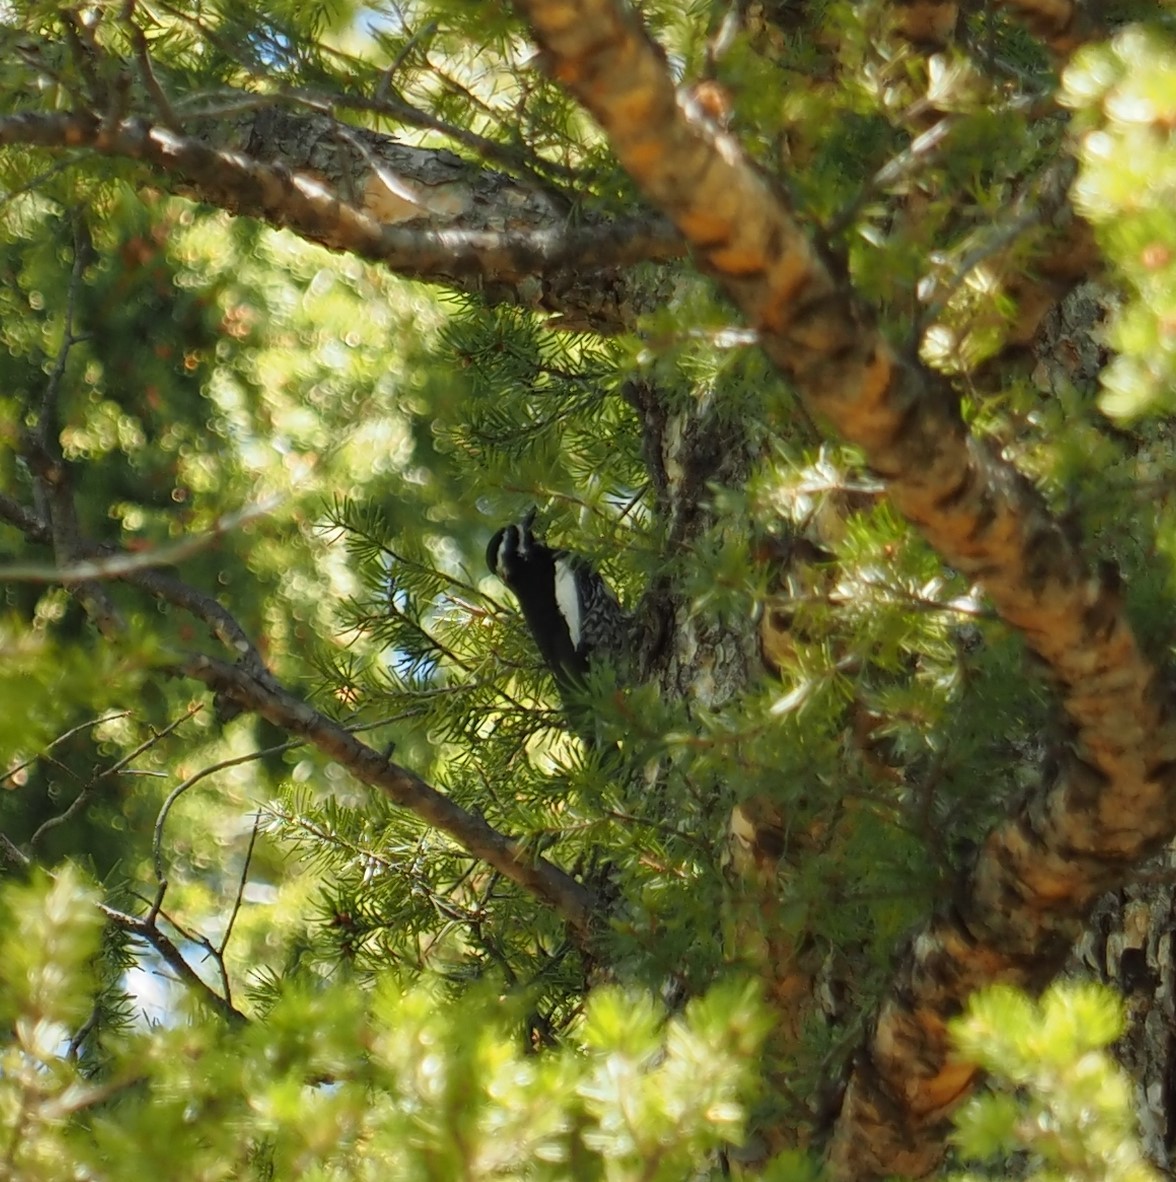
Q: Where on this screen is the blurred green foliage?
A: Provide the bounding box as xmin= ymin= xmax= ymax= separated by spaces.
xmin=950 ymin=982 xmax=1158 ymax=1182
xmin=0 ymin=870 xmax=782 ymax=1181
xmin=0 ymin=875 xmax=1157 ymax=1181
xmin=1064 ymin=28 xmax=1176 ymax=419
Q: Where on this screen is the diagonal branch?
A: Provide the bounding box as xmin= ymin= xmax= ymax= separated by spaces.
xmin=178 ymin=651 xmax=598 ymax=938
xmin=509 ymin=0 xmax=1173 ymax=1176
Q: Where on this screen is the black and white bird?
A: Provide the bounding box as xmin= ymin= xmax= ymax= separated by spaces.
xmin=486 ymin=509 xmax=629 ymax=693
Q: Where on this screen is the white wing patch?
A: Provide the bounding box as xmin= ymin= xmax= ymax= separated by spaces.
xmin=554 ymin=558 xmax=583 ymax=649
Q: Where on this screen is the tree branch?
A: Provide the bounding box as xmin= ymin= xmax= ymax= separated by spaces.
xmin=29 ymin=703 xmax=200 ymax=850
xmin=1 ymin=528 xmax=600 ymax=993
xmin=177 ymin=651 xmax=598 ymax=939
xmin=509 ymin=0 xmax=1172 ymax=1175
xmin=0 ymin=494 xmax=599 ymax=939
xmin=0 ymin=111 xmax=682 ymax=332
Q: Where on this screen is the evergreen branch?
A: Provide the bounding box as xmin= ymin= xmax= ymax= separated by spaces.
xmin=266 ymin=804 xmax=490 ymax=939
xmin=177 ymin=651 xmax=598 ymax=939
xmin=510 ymin=0 xmax=1171 ymax=1176
xmin=916 ymin=158 xmax=1094 ymax=353
xmin=825 ymin=47 xmax=1095 ymax=360
xmin=0 ymin=112 xmax=683 ymax=294
xmin=263 ymin=802 xmax=404 ymax=871
xmin=133 ymin=3 xmax=573 ymax=182
xmin=0 ymin=494 xmax=579 ymax=943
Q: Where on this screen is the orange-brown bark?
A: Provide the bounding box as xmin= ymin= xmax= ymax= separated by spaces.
xmin=1001 ymin=0 xmax=1102 ymax=55
xmin=890 ymin=0 xmax=1100 ymax=54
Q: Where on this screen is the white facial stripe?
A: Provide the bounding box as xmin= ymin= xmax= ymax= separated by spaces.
xmin=554 ymin=559 xmax=582 ymax=649
xmin=496 ymin=526 xmax=519 ymax=579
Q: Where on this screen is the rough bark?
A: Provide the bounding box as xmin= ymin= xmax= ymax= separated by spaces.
xmin=627 ymin=379 xmax=762 ymax=706
xmin=1071 ymin=856 xmax=1176 ymax=1173
xmin=1037 ymin=279 xmax=1176 ymax=1173
xmin=0 ymin=22 xmax=1104 ymax=342
xmin=509 ymin=0 xmax=1176 ymax=1175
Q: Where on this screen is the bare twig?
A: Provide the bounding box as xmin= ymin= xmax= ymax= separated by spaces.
xmin=121 ymin=2 xmax=180 ymax=129
xmin=98 ymin=899 xmax=247 ymax=1026
xmin=0 ymin=494 xmax=283 ymax=585
xmin=0 ymin=834 xmax=30 ymax=869
xmin=99 ymin=703 xmax=203 ymax=779
xmin=151 ymin=740 xmax=299 ymax=909
xmin=0 ymin=711 xmax=129 ymax=789
xmin=29 ymin=703 xmax=203 ymax=849
xmin=220 ymin=814 xmax=260 ymax=960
